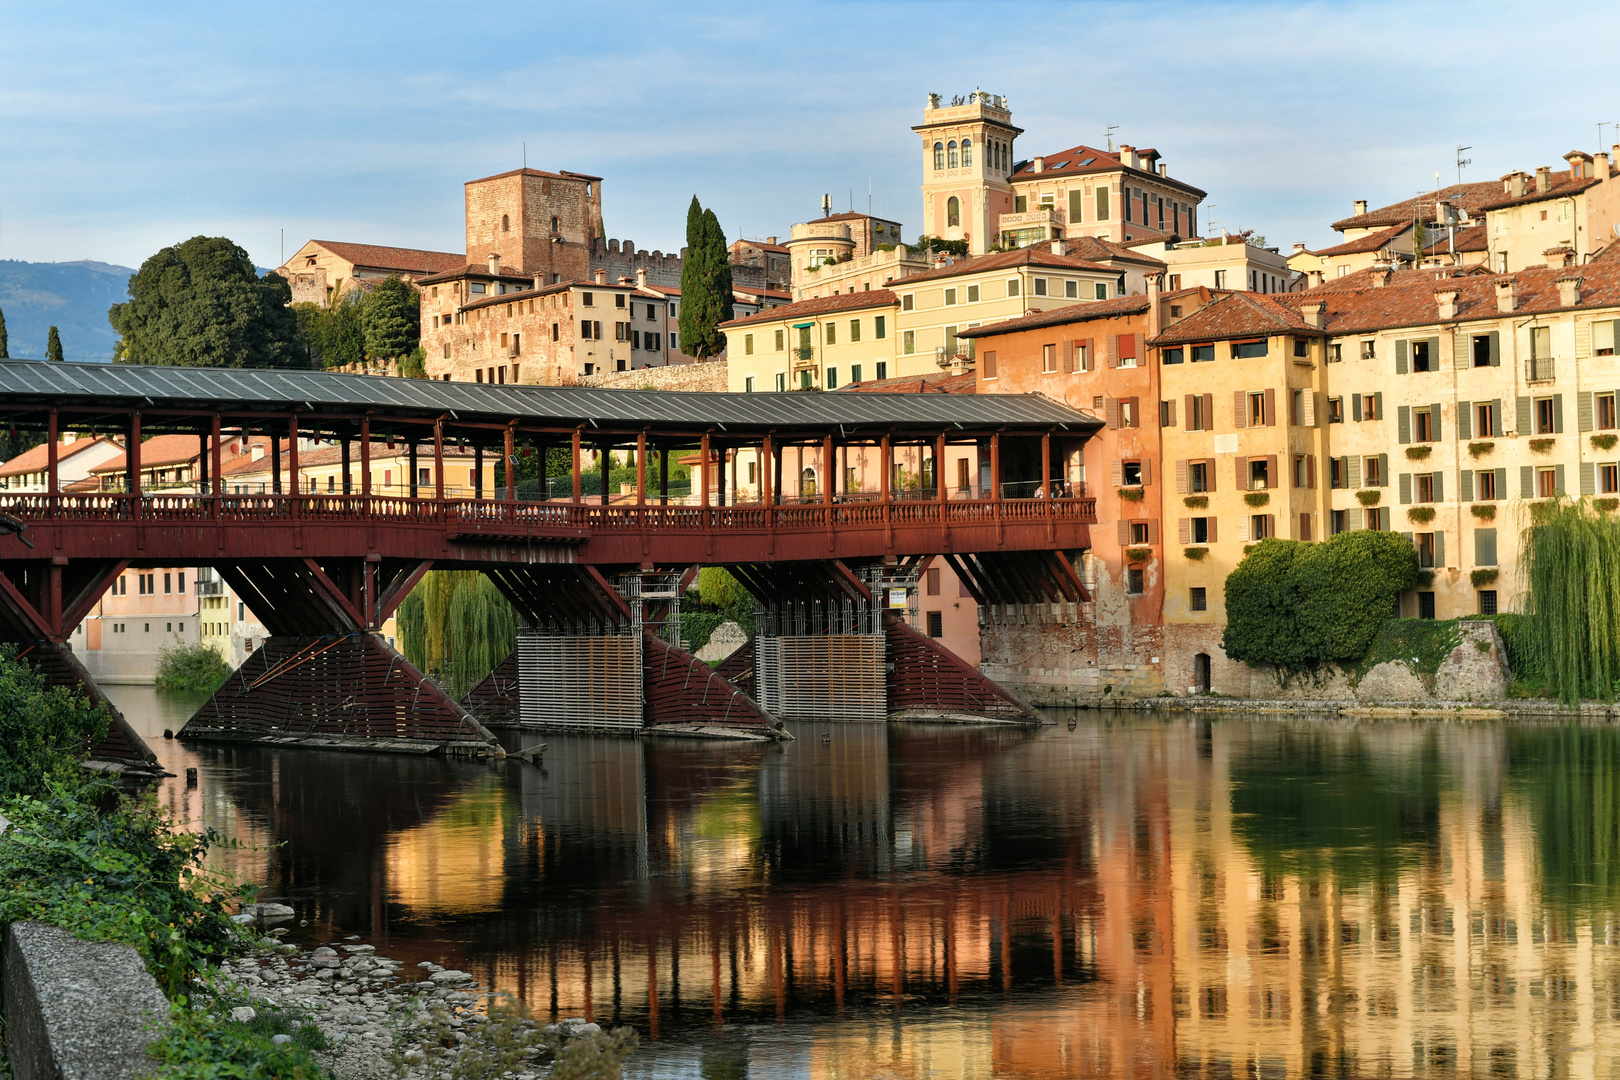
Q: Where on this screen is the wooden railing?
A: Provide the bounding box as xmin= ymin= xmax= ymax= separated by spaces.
xmin=0 ymin=493 xmax=1097 ymax=534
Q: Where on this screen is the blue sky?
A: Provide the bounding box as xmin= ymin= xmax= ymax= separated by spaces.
xmin=2 ymin=1 xmax=1618 ymax=272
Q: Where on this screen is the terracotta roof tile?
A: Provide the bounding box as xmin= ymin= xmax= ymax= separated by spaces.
xmin=1329 ymin=181 xmax=1503 ymax=231
xmin=301 ymin=241 xmax=466 ymax=276
xmin=464 ymin=166 xmax=602 ymax=185
xmin=837 ymin=371 xmax=977 ymax=394
xmin=1313 ymin=220 xmax=1414 ymax=257
xmin=890 ymin=247 xmax=1113 ymax=287
xmin=720 ymin=290 xmax=898 ymax=330
xmin=1151 ymin=292 xmax=1318 ymax=345
xmin=0 ymin=435 xmax=121 ymax=477
xmin=1062 ymin=236 xmax=1167 ymax=268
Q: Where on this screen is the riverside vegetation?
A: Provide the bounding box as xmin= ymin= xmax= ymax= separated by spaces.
xmin=0 ymin=646 xmax=637 ymax=1078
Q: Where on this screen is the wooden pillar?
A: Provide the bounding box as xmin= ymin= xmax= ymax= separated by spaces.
xmin=937 ymin=432 xmax=948 ymax=502
xmin=599 ymin=441 xmax=611 ymax=505
xmin=287 ymin=415 xmax=300 ymax=517
xmin=774 ymin=439 xmax=785 ymax=503
xmin=717 ymin=446 xmax=727 ymax=507
xmin=46 ymin=409 xmax=58 ymax=496
xmin=341 ymin=428 xmax=352 ymax=494
xmin=822 ymin=435 xmax=834 ymax=506
xmin=198 ymin=429 xmax=209 ymax=494
xmin=474 ymin=444 xmax=484 ymax=499
xmin=658 ymin=443 xmax=669 ymax=505
xmin=761 ymin=435 xmax=774 ymax=507
xmin=990 ymin=432 xmax=1002 ymax=501
xmin=571 ymin=429 xmax=582 ymax=503
xmin=408 ymin=441 xmax=418 ymax=498
xmin=1041 ymin=431 xmax=1052 ymax=496
xmin=700 ymin=433 xmax=711 ymax=508
xmin=879 ymin=433 xmax=891 ymax=503
xmin=271 ymin=431 xmax=282 ymax=494
xmin=211 ymin=414 xmax=223 ymax=516
xmin=503 ymin=425 xmax=515 ymax=501
xmin=433 ymin=417 xmax=445 ymax=500
xmin=636 ymin=431 xmax=647 ymax=505
xmin=360 ymin=416 xmax=372 ymax=496
xmin=127 ymin=411 xmax=142 ymax=503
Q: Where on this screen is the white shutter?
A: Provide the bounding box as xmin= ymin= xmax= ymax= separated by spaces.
xmin=1302 ymin=391 xmax=1317 ymax=427
xmin=1237 ymin=515 xmax=1251 ymax=542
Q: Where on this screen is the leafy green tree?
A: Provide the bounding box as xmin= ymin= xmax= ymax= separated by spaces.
xmin=361 ymin=274 xmax=420 ymax=360
xmin=399 ymin=345 xmax=428 ymax=379
xmin=677 ymin=197 xmax=734 ymax=359
xmin=0 ymin=647 xmax=108 ymax=798
xmin=109 ymin=235 xmax=303 ymax=368
xmin=0 ymin=303 xmax=9 ymax=358
xmin=45 ymin=325 xmax=63 ymax=362
xmin=290 ymin=294 xmax=364 ymax=370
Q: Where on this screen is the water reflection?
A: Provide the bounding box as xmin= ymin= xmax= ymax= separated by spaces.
xmin=104 ymin=689 xmax=1620 ymax=1077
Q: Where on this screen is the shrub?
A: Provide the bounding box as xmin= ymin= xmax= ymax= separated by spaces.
xmin=1356 ymin=489 xmax=1382 ymax=506
xmin=1184 ymin=547 xmax=1208 ymax=561
xmin=1222 ymin=531 xmax=1420 ymax=672
xmin=1593 ymin=433 xmax=1619 ymax=451
xmin=1183 ymin=495 xmax=1208 ymax=509
xmin=1124 ymin=546 xmax=1152 ymax=562
xmin=155 ymin=640 xmax=231 ymax=694
xmin=1530 ymin=438 xmax=1556 ymax=454
xmin=1244 ymin=491 xmax=1270 ymax=507
xmin=1599 ymin=497 xmax=1620 ymax=513
xmin=1468 ymin=441 xmax=1495 ymax=458
xmin=1404 ymin=445 xmax=1432 ymax=460
xmin=1471 ymin=568 xmax=1499 ymax=587
xmin=149 ymin=1000 xmax=331 ymax=1079
xmin=1471 ymin=503 xmax=1497 ymax=520
xmin=1117 ymin=486 xmax=1144 ymax=501
xmin=1407 ymin=506 xmax=1436 ymax=524
xmin=0 ymin=647 xmax=109 ymax=798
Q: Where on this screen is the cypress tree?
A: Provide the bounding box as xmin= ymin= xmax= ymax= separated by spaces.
xmin=704 ymin=208 xmax=734 ymax=332
xmin=678 ymin=197 xmax=734 ymax=360
xmin=0 ymin=304 xmax=8 ymax=358
xmin=45 ymin=326 xmax=63 ymax=362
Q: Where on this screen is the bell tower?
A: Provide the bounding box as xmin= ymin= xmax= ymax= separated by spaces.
xmin=913 ymin=90 xmax=1022 ymax=255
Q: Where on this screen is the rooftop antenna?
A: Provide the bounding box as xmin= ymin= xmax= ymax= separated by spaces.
xmin=868 ymin=176 xmax=872 ymax=217
xmin=523 ymin=142 xmax=527 ymax=169
xmin=1105 ymin=124 xmax=1118 ymax=153
xmin=1455 ymin=145 xmax=1472 ymax=187
xmin=821 ymin=193 xmax=831 ymax=218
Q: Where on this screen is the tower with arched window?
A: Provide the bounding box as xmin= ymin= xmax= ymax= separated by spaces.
xmin=913 ymin=91 xmax=1021 ymax=256
xmin=464 ymin=167 xmax=601 ymax=282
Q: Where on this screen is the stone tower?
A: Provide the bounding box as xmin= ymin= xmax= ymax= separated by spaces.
xmin=912 ymin=91 xmax=1022 ymax=256
xmin=463 ymin=168 xmax=602 ymax=282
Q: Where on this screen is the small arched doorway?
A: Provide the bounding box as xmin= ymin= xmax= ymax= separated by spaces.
xmin=1193 ymin=653 xmax=1212 ymax=694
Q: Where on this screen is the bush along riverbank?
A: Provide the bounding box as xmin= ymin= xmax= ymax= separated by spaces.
xmin=0 ymin=647 xmax=636 ymax=1079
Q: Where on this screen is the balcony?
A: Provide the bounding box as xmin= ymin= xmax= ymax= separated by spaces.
xmin=794 ymin=347 xmax=814 ymax=362
xmin=998 ymin=206 xmax=1065 ymax=231
xmin=1526 ymin=356 xmax=1555 ymax=383
xmin=196 ymin=579 xmax=225 ymax=597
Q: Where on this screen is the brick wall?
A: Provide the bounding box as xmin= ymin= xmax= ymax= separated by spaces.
xmin=464 ymin=172 xmax=594 ymax=282
xmin=424 ymin=288 xmax=584 ymax=386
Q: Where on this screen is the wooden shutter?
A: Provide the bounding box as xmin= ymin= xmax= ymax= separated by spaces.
xmin=1399 ymin=473 xmax=1412 ymax=504
xmin=1118 ymin=520 xmax=1132 ymax=545
xmin=1111 ymin=460 xmax=1124 ymax=486
xmin=1176 ymin=460 xmax=1189 ymax=494
xmin=1457 ymin=400 xmax=1472 ymax=441
xmin=1062 ymin=340 xmax=1075 ymax=373
xmin=1133 ymin=333 xmax=1145 ymax=360
xmin=1207 ymin=517 xmax=1218 ymax=542
xmin=1306 ymin=455 xmax=1316 ymax=489
xmin=1553 ymin=394 xmax=1565 ymax=434
xmin=1460 ymin=469 xmax=1474 ymax=501
xmin=1347 ymin=456 xmax=1361 ymax=489
xmin=1202 ymin=393 xmax=1213 ymax=431
xmin=1520 ymin=465 xmax=1534 ymax=498
xmin=1266 ymin=514 xmax=1276 ymax=539
xmin=1433 ymin=471 xmax=1444 ymax=502
xmin=1352 ymin=393 xmax=1363 ymax=421
xmin=1495 ymin=467 xmax=1507 ymax=497
xmin=1427 ymin=336 xmax=1440 ymax=368
xmin=1300 ymin=512 xmax=1312 ymax=541
xmin=1079 ymin=338 xmax=1093 ymax=371
xmin=1516 ymin=396 xmax=1532 ymax=435
xmin=1233 ymin=390 xmax=1248 ymax=428
xmin=1556 ymin=463 xmax=1566 ymax=494
xmin=982 ymin=350 xmax=997 ymax=378
xmin=1140 ymin=460 xmax=1152 ymax=486
xmin=1105 ymin=397 xmax=1121 ymax=429
xmin=1378 ymin=453 xmax=1389 ymax=487
xmin=1185 ymin=395 xmax=1197 ymax=430
xmin=1205 ymin=458 xmax=1218 ymax=492
xmin=1104 ymin=336 xmax=1118 ymax=368
xmin=1348 ymin=507 xmax=1363 ymax=531
xmin=1398 ymin=405 xmax=1411 ymax=444
xmin=1430 ymin=401 xmax=1443 ymax=442
xmin=1582 ymin=461 xmax=1596 ymax=495
xmin=1263 ymin=388 xmax=1276 ymax=426
xmin=1302 ymin=391 xmax=1317 ymax=427
xmin=1163 ymin=398 xmax=1177 ymax=428
xmin=1373 ymin=392 xmax=1383 ymax=420
xmin=1237 ymin=515 xmax=1251 ymax=542
xmin=1476 ymin=527 xmax=1497 ymax=566
xmin=1146 ymin=519 xmax=1159 ymax=544
xmin=1179 ymin=518 xmax=1190 ymax=544
xmin=1266 ymin=455 xmax=1278 ymax=487
xmin=1235 ymin=456 xmax=1249 ymax=489
xmin=1488 ymin=330 xmax=1501 ymax=366
xmin=1395 ymin=338 xmax=1408 ymax=374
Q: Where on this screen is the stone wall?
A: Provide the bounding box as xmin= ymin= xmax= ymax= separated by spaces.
xmin=588 ymin=238 xmax=773 ymax=293
xmin=978 ymin=601 xmax=1167 ymax=706
xmin=578 ymin=359 xmax=727 ymax=392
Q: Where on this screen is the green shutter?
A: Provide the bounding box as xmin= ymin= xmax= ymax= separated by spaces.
xmin=1458 ymin=401 xmax=1473 ymax=441
xmin=1398 ymin=405 xmax=1411 ymax=443
xmin=1380 ymin=454 xmax=1390 ymax=487
xmin=1430 ymin=401 xmax=1443 ymax=442
xmin=1068 ymin=189 xmax=1085 ymax=222
xmin=1580 ymin=392 xmax=1595 ymax=432
xmin=1496 ymin=468 xmax=1507 ymax=497
xmin=1491 ymin=398 xmax=1503 ymax=437
xmin=1460 ymin=469 xmax=1474 ymax=501
xmin=1433 ymin=471 xmax=1444 ymax=502
xmin=1554 ymin=394 xmax=1565 ymax=434
xmin=1348 ymin=507 xmax=1363 ymax=530
xmin=1352 ymin=393 xmax=1363 ymax=421
xmin=1396 ymin=338 xmax=1408 ymax=374
xmin=1556 ymin=463 xmax=1566 ymax=494
xmin=1399 ymin=473 xmax=1412 ymax=504
xmin=1476 ymin=528 xmax=1498 ymax=567
xmin=1374 ymin=392 xmax=1384 ymax=421
xmin=1521 ymin=465 xmax=1535 ymax=497
xmin=1489 ymin=330 xmax=1501 ymax=367
xmin=1427 ymin=337 xmax=1440 ymax=368
xmin=1434 ymin=529 xmax=1445 ymax=568
xmin=1582 ymin=461 xmax=1597 ymax=495
xmin=1516 ymin=396 xmax=1533 ymax=436
xmin=1348 ymin=456 xmax=1361 ymax=488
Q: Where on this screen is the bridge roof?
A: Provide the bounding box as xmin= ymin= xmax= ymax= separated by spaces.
xmin=0 ymin=362 xmax=1099 ymax=435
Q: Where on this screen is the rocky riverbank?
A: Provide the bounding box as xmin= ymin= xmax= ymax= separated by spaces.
xmin=217 ymin=914 xmax=628 ymax=1079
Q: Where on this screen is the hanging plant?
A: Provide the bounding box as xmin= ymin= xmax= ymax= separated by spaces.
xmin=1407 ymin=506 xmax=1437 ymax=524
xmin=1404 ymin=445 xmax=1432 ymax=460
xmin=1530 ymin=438 xmax=1556 ymax=454
xmin=1470 ymin=568 xmax=1499 ymax=587
xmin=1470 ymin=503 xmax=1497 ymax=520
xmin=1118 ymin=486 xmax=1145 ymax=501
xmin=1184 ymin=546 xmax=1208 ymax=561
xmin=1593 ymin=433 xmax=1619 ymax=451
xmin=1597 ymin=497 xmax=1620 ymax=513
xmin=1356 ymin=489 xmax=1382 ymax=506
xmin=1124 ymin=546 xmax=1152 ymax=562
xmin=1243 ymin=491 xmax=1271 ymax=507
xmin=1468 ymin=441 xmax=1495 ymax=458
xmin=1183 ymin=495 xmax=1209 ymax=509
xmin=1417 ymin=569 xmax=1436 ymax=587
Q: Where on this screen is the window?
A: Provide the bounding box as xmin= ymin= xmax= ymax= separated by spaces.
xmin=1603 ymin=464 xmax=1620 ymax=494
xmin=582 ymin=292 xmax=593 ymax=306
xmin=1600 ymin=393 xmax=1617 ymax=430
xmin=774 ymin=329 xmax=784 ymax=351
xmin=1479 ymin=589 xmax=1498 ymax=615
xmin=1329 ymin=343 xmax=1342 ymax=362
xmin=1294 ymin=338 xmax=1308 ymax=358
xmin=1163 ymin=347 xmax=1184 ymax=365
xmin=1190 ymin=518 xmax=1210 ymax=544
xmin=933 ymin=142 xmax=944 ymax=170
xmin=944 ymin=287 xmax=957 ymax=306
xmin=902 ymin=294 xmax=914 ymax=311
xmin=1411 ymin=338 xmax=1433 ymax=372
xmin=948 ymin=141 xmax=958 ymax=169
xmin=875 ymin=362 xmax=887 ymax=380
xmin=501 ymin=213 xmax=509 ymax=232
xmin=1328 ymin=397 xmax=1343 ymax=423
xmin=947 ymin=196 xmax=960 ymax=226
xmin=1214 ymin=270 xmax=1227 ymax=289
xmin=1096 ymin=187 xmax=1110 ymax=220
xmin=1366 ymin=507 xmax=1385 ymax=530
xmin=1127 ymin=568 xmax=1144 ymax=595
xmin=1416 ymin=473 xmax=1435 ymax=503
xmin=1188 ymin=461 xmax=1208 ymax=492
xmin=1065 ymin=280 xmax=1078 ymax=298
xmin=1119 ymin=399 xmax=1139 ymax=428
xmin=1359 ymin=340 xmax=1376 ymax=360
xmin=1007 ymin=279 xmax=1021 ymax=297
xmin=1192 ymin=344 xmax=1215 ymax=363
xmin=926 ymin=611 xmax=944 ymax=638
xmin=851 ymin=364 xmax=862 ymax=383
xmin=1418 ymin=592 xmax=1436 ymax=620
xmin=1475 ymin=401 xmax=1496 ymax=437
xmin=775 ymin=373 xmax=786 ymax=392
xmin=744 ymin=376 xmax=755 ymax=393
xmin=1472 ymin=333 xmax=1495 ymax=367
xmin=1364 ymin=455 xmax=1383 ymax=486
xmin=1034 ymin=278 xmax=1048 ymax=297
xmin=1187 ymin=587 xmax=1208 ymax=613
xmin=1251 ymin=514 xmax=1272 ymax=539
xmin=1530 ymin=325 xmax=1553 ymax=380
xmin=1042 ymin=344 xmax=1058 ymax=373
xmin=874 ymin=316 xmax=886 ymax=339
xmin=744 ymin=333 xmax=754 ymax=355
xmin=825 ymin=322 xmax=836 ymax=345
xmin=1478 ymin=469 xmax=1498 ymax=500
xmin=961 ymin=138 xmax=972 ymax=166
xmin=961 ymin=284 xmax=978 ymax=304
xmin=1361 ymin=393 xmax=1382 ymax=421
xmin=1536 ymin=397 xmax=1556 ymax=434
xmin=1414 ymin=407 xmax=1433 ymax=442
xmin=1094 ymin=283 xmax=1108 ymax=300
xmin=1122 ymin=461 xmax=1143 ymax=486
xmin=1538 ymin=466 xmax=1558 ymax=497
xmin=1332 ymin=509 xmax=1348 ymax=535
xmin=1249 ymin=458 xmax=1271 ymax=490
xmin=1597 ymin=321 xmax=1616 ymax=357
xmin=1232 ymin=340 xmax=1268 ymax=359
xmin=826 ymin=367 xmax=838 ymax=389
xmin=1248 ymin=392 xmax=1267 ymax=427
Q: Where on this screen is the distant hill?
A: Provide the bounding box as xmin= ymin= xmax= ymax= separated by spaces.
xmin=0 ymin=259 xmax=134 ymax=363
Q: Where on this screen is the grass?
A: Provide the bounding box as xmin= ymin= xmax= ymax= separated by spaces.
xmin=1342 ymin=618 xmax=1463 ymax=692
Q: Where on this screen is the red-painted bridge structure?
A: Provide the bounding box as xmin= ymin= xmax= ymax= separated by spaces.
xmin=0 ymin=361 xmax=1100 ymax=760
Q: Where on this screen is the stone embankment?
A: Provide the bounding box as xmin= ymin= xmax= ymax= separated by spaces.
xmin=577 ymin=359 xmax=726 ymax=392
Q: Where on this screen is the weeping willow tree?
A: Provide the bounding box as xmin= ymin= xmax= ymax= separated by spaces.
xmin=395 ymin=571 xmax=517 ymax=699
xmin=1521 ymin=499 xmax=1620 ymax=705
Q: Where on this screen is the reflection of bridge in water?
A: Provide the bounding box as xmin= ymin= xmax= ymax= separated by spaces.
xmin=187 ymin=716 xmax=1620 ymax=1078
xmin=0 ymin=361 xmax=1100 ymax=760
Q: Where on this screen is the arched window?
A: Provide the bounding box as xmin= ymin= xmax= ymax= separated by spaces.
xmin=501 ymin=213 xmax=510 ymax=232
xmin=961 ymin=138 xmax=972 ymax=167
xmin=947 ymin=196 xmax=961 ymax=227
xmin=933 ymin=142 xmax=944 ymax=171
xmin=551 ymin=216 xmax=560 ymax=234
xmin=947 ymin=140 xmax=958 ymax=169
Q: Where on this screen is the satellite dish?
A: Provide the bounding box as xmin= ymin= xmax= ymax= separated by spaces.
xmin=1612 ymin=222 xmax=1620 ymax=237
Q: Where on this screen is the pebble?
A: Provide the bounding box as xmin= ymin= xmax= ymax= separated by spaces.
xmin=271 ymin=1034 xmax=293 ymax=1046
xmin=230 ymin=1006 xmax=256 ymax=1022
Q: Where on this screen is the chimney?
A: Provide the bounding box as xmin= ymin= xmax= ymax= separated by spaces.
xmin=1157 ymin=163 xmax=1167 ymax=177
xmin=1598 ymin=152 xmax=1611 ymax=179
xmin=1506 ymin=172 xmax=1528 ymax=198
xmin=1557 ymin=274 xmax=1582 ymax=307
xmin=1292 ymin=242 xmax=1306 ymax=254
xmin=1545 ymin=246 xmax=1576 ymax=269
xmin=1301 ymin=301 xmax=1326 ymax=329
xmin=1495 ymin=278 xmax=1518 ymax=313
xmin=1353 ymin=199 xmax=1368 ymax=216
xmin=1146 ymin=272 xmax=1163 ymax=339
xmin=636 ymin=268 xmax=649 ymax=289
xmin=1435 ymin=290 xmax=1459 ymax=319
xmin=594 ymin=268 xmax=608 ymax=284
xmin=532 ymin=274 xmax=542 ymax=291
xmin=1032 ymin=156 xmax=1045 ymax=173
xmin=1371 ymin=266 xmax=1391 ymax=287
xmin=1536 ymin=166 xmax=1552 ymax=193
xmin=487 ymin=254 xmax=501 ymax=275
xmin=1050 ymin=239 xmax=1065 ymax=255
xmin=1118 ymin=145 xmax=1135 ymax=169
xmin=766 ymin=236 xmax=777 ymax=245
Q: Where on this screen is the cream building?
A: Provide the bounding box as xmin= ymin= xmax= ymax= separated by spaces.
xmin=1129 ymin=234 xmax=1301 ymax=293
xmin=277 ymin=240 xmax=465 ymax=308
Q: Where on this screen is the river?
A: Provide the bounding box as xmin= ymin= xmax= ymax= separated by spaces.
xmin=109 ymin=685 xmax=1620 ymax=1078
